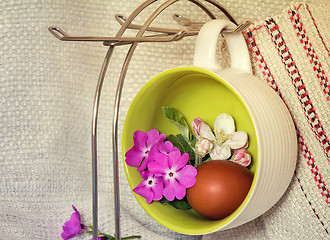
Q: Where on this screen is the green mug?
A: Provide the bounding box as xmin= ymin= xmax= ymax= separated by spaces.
xmin=122 ymin=19 xmax=297 ymax=235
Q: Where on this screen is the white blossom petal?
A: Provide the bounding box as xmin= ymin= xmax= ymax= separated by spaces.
xmin=198 ymin=121 xmax=216 ymax=141
xmin=210 ymin=144 xmax=231 ymax=160
xmin=226 ymin=131 xmax=248 ymax=150
xmin=214 ymin=113 xmax=235 ymax=135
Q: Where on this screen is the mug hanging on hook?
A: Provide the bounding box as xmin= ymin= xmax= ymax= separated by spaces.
xmin=122 ymin=19 xmax=297 ymax=235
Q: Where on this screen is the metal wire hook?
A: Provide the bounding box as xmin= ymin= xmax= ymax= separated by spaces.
xmin=172 ymin=14 xmax=252 ymax=33
xmin=48 ymin=26 xmax=188 ymax=46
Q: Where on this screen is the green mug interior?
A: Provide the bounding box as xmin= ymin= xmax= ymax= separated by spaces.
xmin=122 ymin=66 xmax=258 ymax=235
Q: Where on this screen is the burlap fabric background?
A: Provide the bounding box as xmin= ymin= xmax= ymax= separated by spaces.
xmin=1 ymin=0 xmax=329 ymax=239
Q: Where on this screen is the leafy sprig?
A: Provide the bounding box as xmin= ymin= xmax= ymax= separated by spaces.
xmin=162 ymin=106 xmax=210 ymax=167
xmin=86 ymin=225 xmax=141 ymax=240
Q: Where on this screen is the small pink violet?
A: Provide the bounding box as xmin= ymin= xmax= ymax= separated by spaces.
xmin=133 ymin=172 xmax=164 ymax=204
xmin=127 ymin=129 xmax=198 ymax=203
xmin=148 ymin=151 xmax=197 ymax=201
xmin=157 ymin=140 xmax=181 ymax=156
xmin=61 ymin=206 xmax=139 ymax=239
xmin=125 ymin=129 xmax=166 ymax=172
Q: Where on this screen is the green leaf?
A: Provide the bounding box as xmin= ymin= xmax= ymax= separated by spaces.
xmin=162 ymin=106 xmax=192 ymax=142
xmin=102 ymin=233 xmax=114 ymax=239
xmin=159 ymin=197 xmax=191 ymax=210
xmin=167 ymin=134 xmax=185 ymax=153
xmin=176 ymin=134 xmax=196 ymax=164
xmin=167 ymin=134 xmax=196 ymax=165
xmin=85 ymin=225 xmax=140 ymax=240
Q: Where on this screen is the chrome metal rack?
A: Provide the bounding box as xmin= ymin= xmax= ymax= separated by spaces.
xmin=49 ymin=1 xmax=251 ymax=239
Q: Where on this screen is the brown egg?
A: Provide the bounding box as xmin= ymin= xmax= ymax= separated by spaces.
xmin=186 ymin=160 xmax=253 ymax=220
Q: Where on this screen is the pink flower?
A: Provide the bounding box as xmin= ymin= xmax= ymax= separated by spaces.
xmin=192 ymin=118 xmax=214 ymax=140
xmin=192 ymin=118 xmax=204 ymax=137
xmin=148 ymin=151 xmax=197 ymax=201
xmin=146 ymin=140 xmax=181 ymax=169
xmin=133 ymin=172 xmax=164 ymax=204
xmin=195 ymin=138 xmax=213 ymax=157
xmin=231 ymin=149 xmax=251 ymax=167
xmin=139 ymin=170 xmax=149 ymax=180
xmin=157 ymin=140 xmax=181 ymax=156
xmin=61 ymin=205 xmax=83 ymax=240
xmin=192 ymin=113 xmax=248 ymax=160
xmin=125 ymin=129 xmax=166 ymax=172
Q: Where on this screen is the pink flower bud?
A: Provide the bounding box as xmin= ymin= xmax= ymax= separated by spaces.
xmin=195 ymin=138 xmax=213 ymax=157
xmin=192 ymin=118 xmax=204 ymax=137
xmin=232 ymin=149 xmax=251 ymax=167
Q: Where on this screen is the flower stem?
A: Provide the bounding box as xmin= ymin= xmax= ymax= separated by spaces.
xmin=198 ymin=156 xmax=202 ymax=166
xmin=194 ymin=154 xmax=203 ymax=168
xmin=121 ymin=235 xmax=141 ymax=239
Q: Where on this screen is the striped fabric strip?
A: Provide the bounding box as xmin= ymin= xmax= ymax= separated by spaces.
xmin=265 ymin=18 xmax=330 ymax=162
xmin=266 ymin=16 xmax=330 ymax=208
xmin=245 ymin=30 xmax=284 ymax=100
xmin=245 ymin=25 xmax=330 ymax=209
xmin=306 ymin=4 xmax=330 ymax=57
xmin=289 ymin=5 xmax=330 ymax=101
xmin=244 ymin=5 xmax=330 ymax=232
xmin=296 ymin=173 xmax=329 ymax=234
xmin=297 ymin=128 xmax=330 ymax=207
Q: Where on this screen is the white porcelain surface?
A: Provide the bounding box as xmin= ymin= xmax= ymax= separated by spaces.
xmin=193 ymin=19 xmax=298 ymax=231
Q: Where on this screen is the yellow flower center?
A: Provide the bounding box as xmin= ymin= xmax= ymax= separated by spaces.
xmin=214 ymin=129 xmax=231 ymax=145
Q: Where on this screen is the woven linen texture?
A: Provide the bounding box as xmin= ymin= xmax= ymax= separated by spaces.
xmin=204 ymin=1 xmax=330 ymax=239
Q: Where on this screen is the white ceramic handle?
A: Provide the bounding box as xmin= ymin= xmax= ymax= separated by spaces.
xmin=193 ymin=19 xmax=252 ymax=73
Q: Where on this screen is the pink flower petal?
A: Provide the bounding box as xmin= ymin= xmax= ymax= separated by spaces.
xmin=61 ymin=205 xmax=82 ymax=239
xmin=153 ymin=181 xmax=164 ymax=201
xmin=192 ymin=118 xmax=204 ymax=136
xmin=61 ymin=231 xmax=73 ymax=240
xmin=140 ymin=170 xmax=149 ymax=179
xmin=133 ymin=173 xmax=164 ymax=203
xmin=146 ymin=129 xmax=166 ymax=146
xmin=163 ymin=179 xmax=186 ymax=201
xmin=125 ymin=146 xmax=144 ymax=167
xmin=133 ymin=184 xmax=154 ymax=204
xmin=136 ymin=157 xmax=149 ymax=172
xmin=148 ymin=153 xmax=169 ymax=175
xmin=232 ymin=149 xmax=251 ymax=167
xmin=176 ymin=165 xmax=197 ymax=188
xmin=195 ymin=138 xmax=213 ymax=157
xmin=169 ymin=152 xmax=189 ymax=171
xmin=126 ymin=130 xmax=168 ymax=172
xmin=158 ymin=141 xmax=180 ymax=155
xmin=133 ymin=131 xmax=147 ymax=148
